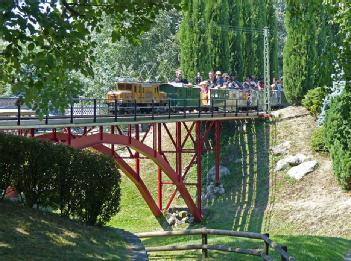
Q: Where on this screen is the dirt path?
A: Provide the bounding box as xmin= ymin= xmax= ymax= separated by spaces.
xmin=266 ymin=106 xmax=351 ymax=238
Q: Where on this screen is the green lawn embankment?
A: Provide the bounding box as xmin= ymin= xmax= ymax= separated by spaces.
xmin=0 ymin=202 xmax=128 ymax=260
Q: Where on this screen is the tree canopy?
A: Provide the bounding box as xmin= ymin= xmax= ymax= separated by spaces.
xmin=0 ymin=0 xmax=178 ymax=114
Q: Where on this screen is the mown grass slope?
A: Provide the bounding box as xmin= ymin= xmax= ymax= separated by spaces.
xmin=0 ymin=202 xmax=128 ymax=260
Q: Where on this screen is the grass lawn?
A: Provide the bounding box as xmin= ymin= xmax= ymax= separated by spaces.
xmin=0 ymin=201 xmax=128 ymax=260
xmin=109 ymin=119 xmax=351 ymax=260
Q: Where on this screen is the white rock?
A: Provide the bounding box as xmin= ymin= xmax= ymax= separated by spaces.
xmin=167 ymin=216 xmax=176 ymax=225
xmin=287 ymin=160 xmax=318 ymax=180
xmin=208 ymin=165 xmax=230 ymax=181
xmin=275 ymin=158 xmax=291 ymax=171
xmin=218 ymin=187 xmax=225 ymax=195
xmin=271 ymin=141 xmax=291 ymax=155
xmin=287 ymin=154 xmax=306 ymax=166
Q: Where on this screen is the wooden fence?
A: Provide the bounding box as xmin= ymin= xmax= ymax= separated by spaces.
xmin=136 ymin=228 xmax=296 ymax=260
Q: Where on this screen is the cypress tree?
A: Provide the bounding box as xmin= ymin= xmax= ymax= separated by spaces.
xmin=266 ymin=0 xmax=279 ymax=81
xmin=227 ymin=0 xmax=243 ymax=79
xmin=241 ymin=0 xmax=254 ymax=79
xmin=179 ymin=0 xmax=194 ymax=80
xmin=283 ymin=0 xmax=318 ymax=104
xmin=192 ymin=0 xmax=209 ymax=80
xmin=205 ymin=0 xmax=230 ymax=72
xmin=252 ymin=0 xmax=265 ymax=78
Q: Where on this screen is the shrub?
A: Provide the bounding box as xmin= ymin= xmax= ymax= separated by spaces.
xmin=0 ymin=133 xmax=121 ymax=225
xmin=324 ymin=87 xmax=351 ymax=190
xmin=311 ymin=127 xmax=328 ymax=152
xmin=302 ymin=87 xmax=327 ymax=117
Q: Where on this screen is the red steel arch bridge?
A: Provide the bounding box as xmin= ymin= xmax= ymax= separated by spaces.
xmin=0 ymin=96 xmax=274 ymax=221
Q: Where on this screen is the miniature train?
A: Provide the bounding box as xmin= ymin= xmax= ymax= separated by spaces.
xmin=106 ymin=81 xmax=286 ymax=113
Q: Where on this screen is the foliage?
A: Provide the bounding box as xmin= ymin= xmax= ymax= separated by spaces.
xmin=76 ymin=10 xmax=181 ymax=98
xmin=311 ymin=126 xmax=328 ymax=152
xmin=0 ymin=1 xmax=179 ymax=115
xmin=302 ymin=87 xmax=327 ymax=117
xmin=179 ymin=0 xmax=279 ymax=82
xmin=0 ymin=133 xmax=121 ymax=225
xmin=324 ymin=87 xmax=351 ymax=190
xmin=283 ymin=1 xmax=319 ymax=104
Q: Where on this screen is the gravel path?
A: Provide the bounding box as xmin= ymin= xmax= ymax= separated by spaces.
xmin=115 ymin=229 xmax=148 ymax=261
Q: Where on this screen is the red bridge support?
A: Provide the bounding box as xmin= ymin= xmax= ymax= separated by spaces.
xmin=26 ymin=120 xmax=221 ymax=222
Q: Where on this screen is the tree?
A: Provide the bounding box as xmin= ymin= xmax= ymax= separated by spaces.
xmin=241 ymin=0 xmax=254 ymax=79
xmin=205 ymin=0 xmax=230 ymax=72
xmin=266 ymin=0 xmax=279 ymax=81
xmin=75 ymin=10 xmax=181 ymax=98
xmin=227 ymin=0 xmax=243 ymax=79
xmin=283 ymin=0 xmax=319 ymax=104
xmin=0 ymin=1 xmax=178 ymax=115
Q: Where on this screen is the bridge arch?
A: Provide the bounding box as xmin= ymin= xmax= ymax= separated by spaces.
xmin=36 ymin=132 xmax=202 ymax=221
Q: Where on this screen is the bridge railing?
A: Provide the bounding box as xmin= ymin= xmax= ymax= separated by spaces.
xmin=0 ymin=91 xmax=285 ymax=126
xmin=136 ymin=228 xmax=296 ymax=261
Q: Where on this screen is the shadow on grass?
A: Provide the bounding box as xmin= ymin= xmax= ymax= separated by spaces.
xmin=0 ymin=201 xmax=128 ymax=260
xmin=201 ymin=119 xmax=271 ymax=233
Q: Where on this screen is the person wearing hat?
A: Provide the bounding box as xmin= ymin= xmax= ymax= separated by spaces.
xmin=207 ymin=71 xmax=217 ymax=89
xmin=215 ymin=71 xmax=224 ymax=88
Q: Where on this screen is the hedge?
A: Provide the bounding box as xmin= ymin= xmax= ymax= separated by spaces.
xmin=324 ymin=87 xmax=351 ymax=190
xmin=0 ymin=133 xmax=121 ymax=225
xmin=302 ymin=87 xmax=327 ymax=117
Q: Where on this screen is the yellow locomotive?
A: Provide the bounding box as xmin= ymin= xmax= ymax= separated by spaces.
xmin=107 ymin=81 xmax=167 ymax=112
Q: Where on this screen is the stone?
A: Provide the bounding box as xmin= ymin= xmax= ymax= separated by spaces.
xmin=275 ymin=154 xmax=308 ymax=172
xmin=207 ymin=165 xmax=230 ymax=181
xmin=287 ymin=160 xmax=318 ymax=180
xmin=271 ymin=141 xmax=291 ymax=155
xmin=178 ymin=211 xmax=188 ymax=219
xmin=287 ymin=154 xmax=306 ymax=166
xmin=218 ymin=187 xmax=225 ymax=195
xmin=167 ymin=216 xmax=176 ymax=226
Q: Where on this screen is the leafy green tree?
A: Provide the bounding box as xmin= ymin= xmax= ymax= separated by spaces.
xmin=0 ymin=1 xmax=178 ymax=114
xmin=75 ymin=10 xmax=181 ymax=98
xmin=283 ymin=0 xmax=319 ymax=104
xmin=241 ymin=0 xmax=254 ymax=79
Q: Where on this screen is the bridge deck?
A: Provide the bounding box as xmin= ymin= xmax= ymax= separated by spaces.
xmin=0 ymin=111 xmax=268 ymax=129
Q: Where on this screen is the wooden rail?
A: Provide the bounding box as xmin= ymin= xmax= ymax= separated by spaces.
xmin=136 ymin=228 xmax=296 ymax=260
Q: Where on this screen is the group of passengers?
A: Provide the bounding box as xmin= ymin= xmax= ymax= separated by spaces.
xmin=173 ymin=69 xmax=284 ymax=93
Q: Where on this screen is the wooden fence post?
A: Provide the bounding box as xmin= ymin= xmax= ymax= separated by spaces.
xmin=281 ymin=246 xmax=288 ymax=261
xmin=202 ymin=228 xmax=208 ymax=259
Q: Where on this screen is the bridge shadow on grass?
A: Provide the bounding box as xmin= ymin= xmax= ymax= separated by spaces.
xmin=0 ymin=201 xmax=128 ymax=260
xmin=202 ymin=119 xmax=271 ymax=233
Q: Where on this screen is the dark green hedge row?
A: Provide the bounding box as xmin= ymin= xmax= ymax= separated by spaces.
xmin=0 ymin=133 xmax=121 ymax=225
xmin=325 ymin=87 xmax=351 ymax=190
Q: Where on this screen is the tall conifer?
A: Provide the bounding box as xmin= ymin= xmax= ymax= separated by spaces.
xmin=283 ymin=0 xmax=318 ymax=104
xmin=228 ymin=0 xmax=243 ymax=79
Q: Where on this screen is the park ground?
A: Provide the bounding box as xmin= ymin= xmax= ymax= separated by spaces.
xmin=110 ymin=106 xmax=351 ymax=260
xmin=0 ymin=106 xmax=350 ymax=260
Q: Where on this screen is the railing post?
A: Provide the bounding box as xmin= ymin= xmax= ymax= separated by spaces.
xmin=168 ymin=99 xmax=171 ymax=119
xmin=202 ymin=228 xmax=208 ymax=259
xmin=257 ymin=95 xmax=260 ymax=115
xmin=224 ymin=99 xmax=226 ymax=117
xmin=211 ymin=99 xmax=214 ymax=117
xmin=264 ymin=233 xmax=269 ymax=255
xmin=152 ymin=99 xmax=154 ymax=120
xmin=114 ymin=99 xmax=117 ymax=122
xmin=198 ymin=98 xmax=201 ymax=118
xmin=134 ymin=100 xmax=137 ymax=121
xmin=281 ymin=246 xmax=288 ymax=261
xmin=17 ymin=102 xmax=21 ymax=126
xmin=183 ymin=99 xmax=186 ymax=118
xmin=236 ymin=99 xmax=238 ymax=116
xmin=45 ymin=114 xmax=48 ymax=125
xmin=70 ymin=102 xmax=74 ymax=124
xmin=93 ymin=99 xmax=97 ymax=123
